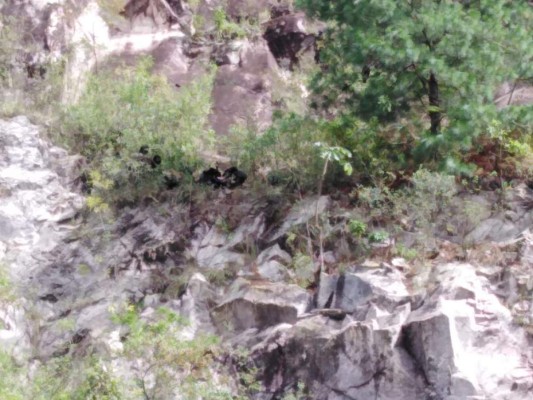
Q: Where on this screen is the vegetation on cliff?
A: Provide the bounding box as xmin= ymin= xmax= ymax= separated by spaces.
xmin=0 ymin=1 xmax=532 ymax=398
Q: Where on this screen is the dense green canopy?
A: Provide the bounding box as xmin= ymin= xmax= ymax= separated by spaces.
xmin=298 ymin=0 xmax=532 ymax=147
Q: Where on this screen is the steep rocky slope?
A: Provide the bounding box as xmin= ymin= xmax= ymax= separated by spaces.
xmin=1 ymin=1 xmax=533 ymax=399
xmin=1 ymin=0 xmax=320 ymax=132
xmin=1 ymin=117 xmax=532 ymax=399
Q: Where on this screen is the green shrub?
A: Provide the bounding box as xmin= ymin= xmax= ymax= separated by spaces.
xmin=112 ymin=305 xmax=230 ymax=399
xmin=394 ymin=244 xmax=418 ymax=261
xmin=0 ymin=14 xmax=24 ymax=86
xmin=290 ymin=253 xmax=315 ymax=287
xmin=62 ymin=57 xmax=216 ymax=204
xmin=0 ymin=264 xmax=15 ymax=304
xmin=347 ymin=219 xmax=367 ymax=238
xmin=0 ymin=351 xmax=24 ymax=400
xmin=213 ymin=8 xmax=247 ymax=39
xmin=368 ymin=230 xmax=389 ymax=243
xmin=224 ymin=113 xmax=332 ymax=191
xmin=31 ymin=355 xmax=122 ymax=400
xmin=211 ymin=6 xmax=264 ymax=40
xmin=0 ymin=13 xmax=65 ymax=121
xmin=402 ymin=168 xmax=457 ymax=225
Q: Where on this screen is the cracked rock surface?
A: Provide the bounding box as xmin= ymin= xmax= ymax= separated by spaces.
xmin=1 ymin=115 xmax=533 ymax=399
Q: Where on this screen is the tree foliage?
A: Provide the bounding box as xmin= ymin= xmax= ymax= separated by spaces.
xmin=298 ymin=0 xmax=533 ymax=159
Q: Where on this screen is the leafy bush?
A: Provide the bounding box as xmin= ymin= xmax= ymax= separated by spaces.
xmin=224 ymin=113 xmax=355 ymax=192
xmin=31 ymin=356 xmax=122 ymax=400
xmin=62 ymin=57 xmax=216 ymax=204
xmin=355 ymin=169 xmax=457 ymax=250
xmin=0 ymin=351 xmax=24 ymax=400
xmin=403 ymin=169 xmax=457 ymax=223
xmin=347 ymin=219 xmax=367 ymax=238
xmin=290 ymin=253 xmax=315 ymax=287
xmin=486 ymin=119 xmax=533 ymax=179
xmin=0 ymin=263 xmax=15 ymax=304
xmin=112 ymin=305 xmax=230 ymax=399
xmin=0 ymin=351 xmax=122 ymax=400
xmin=368 ymin=230 xmax=389 ymax=243
xmin=213 ymin=8 xmax=244 ymax=38
xmin=0 ymin=15 xmax=21 ymax=85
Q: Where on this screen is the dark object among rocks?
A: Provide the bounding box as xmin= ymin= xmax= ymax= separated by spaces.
xmin=223 ymin=166 xmax=247 ymax=188
xmin=139 ymin=145 xmax=149 ymax=155
xmin=198 ymin=166 xmax=247 ymax=189
xmin=198 ymin=167 xmax=225 ymax=188
xmin=137 ymin=146 xmax=161 ymax=169
xmin=150 ymin=154 xmax=162 ymax=168
xmin=78 ymin=171 xmax=93 ymax=194
xmin=317 ymin=308 xmax=347 ymax=321
xmin=163 ymin=172 xmax=180 ymax=190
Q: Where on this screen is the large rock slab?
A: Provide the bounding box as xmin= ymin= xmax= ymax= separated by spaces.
xmin=268 ymin=196 xmax=330 ymax=242
xmin=173 ymin=273 xmax=219 ymax=339
xmin=188 ymin=222 xmax=249 ymax=270
xmin=317 ymin=266 xmax=410 ymax=314
xmin=252 ymin=315 xmax=426 ymax=400
xmin=0 ymin=116 xmax=85 ymax=358
xmin=0 ymin=116 xmax=84 ymax=277
xmin=464 ymin=184 xmax=533 ymax=244
xmin=403 ymin=263 xmax=533 ymax=400
xmin=212 ymin=278 xmax=311 ymax=334
xmin=210 ymin=39 xmax=276 ymax=134
xmin=255 ymin=244 xmax=291 ymax=282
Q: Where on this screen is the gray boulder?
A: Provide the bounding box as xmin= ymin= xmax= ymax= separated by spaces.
xmin=403 ymin=263 xmax=533 ymax=400
xmin=269 ymin=196 xmax=330 ymax=242
xmin=317 ymin=266 xmax=410 ymax=314
xmin=255 ymin=244 xmax=291 ymax=282
xmin=252 ymin=315 xmax=426 ymax=400
xmin=212 ymin=278 xmax=311 ymax=334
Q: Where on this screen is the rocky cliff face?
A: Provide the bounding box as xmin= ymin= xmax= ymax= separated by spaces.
xmin=0 ymin=117 xmax=532 ymax=399
xmin=1 ymin=1 xmax=533 ymax=399
xmin=2 ymin=0 xmax=528 ymax=129
xmin=0 ymin=116 xmax=84 ymax=357
xmin=1 ymin=0 xmax=320 ymax=132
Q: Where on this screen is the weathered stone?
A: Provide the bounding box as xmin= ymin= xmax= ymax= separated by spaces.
xmin=227 ymin=213 xmax=266 ymax=248
xmin=317 ymin=267 xmax=410 ymax=313
xmin=466 ymin=217 xmax=523 ymax=244
xmin=269 ymin=196 xmax=330 ymax=242
xmin=257 ymin=244 xmax=292 ymax=266
xmin=210 ymin=39 xmax=276 ymax=134
xmin=495 ymin=82 xmax=533 ymax=108
xmin=257 ymin=260 xmax=288 ymax=282
xmin=0 ymin=116 xmax=84 ymax=277
xmin=402 ymin=263 xmax=533 ymax=400
xmin=252 ymin=316 xmax=426 ymax=399
xmin=189 ymin=222 xmax=251 ymax=270
xmin=173 ymin=273 xmax=219 ymax=338
xmin=255 ymin=244 xmax=291 ymax=282
xmin=121 ymin=0 xmax=194 ymax=34
xmin=212 ymin=278 xmax=311 ymax=334
xmin=151 ymin=37 xmax=190 ymax=85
